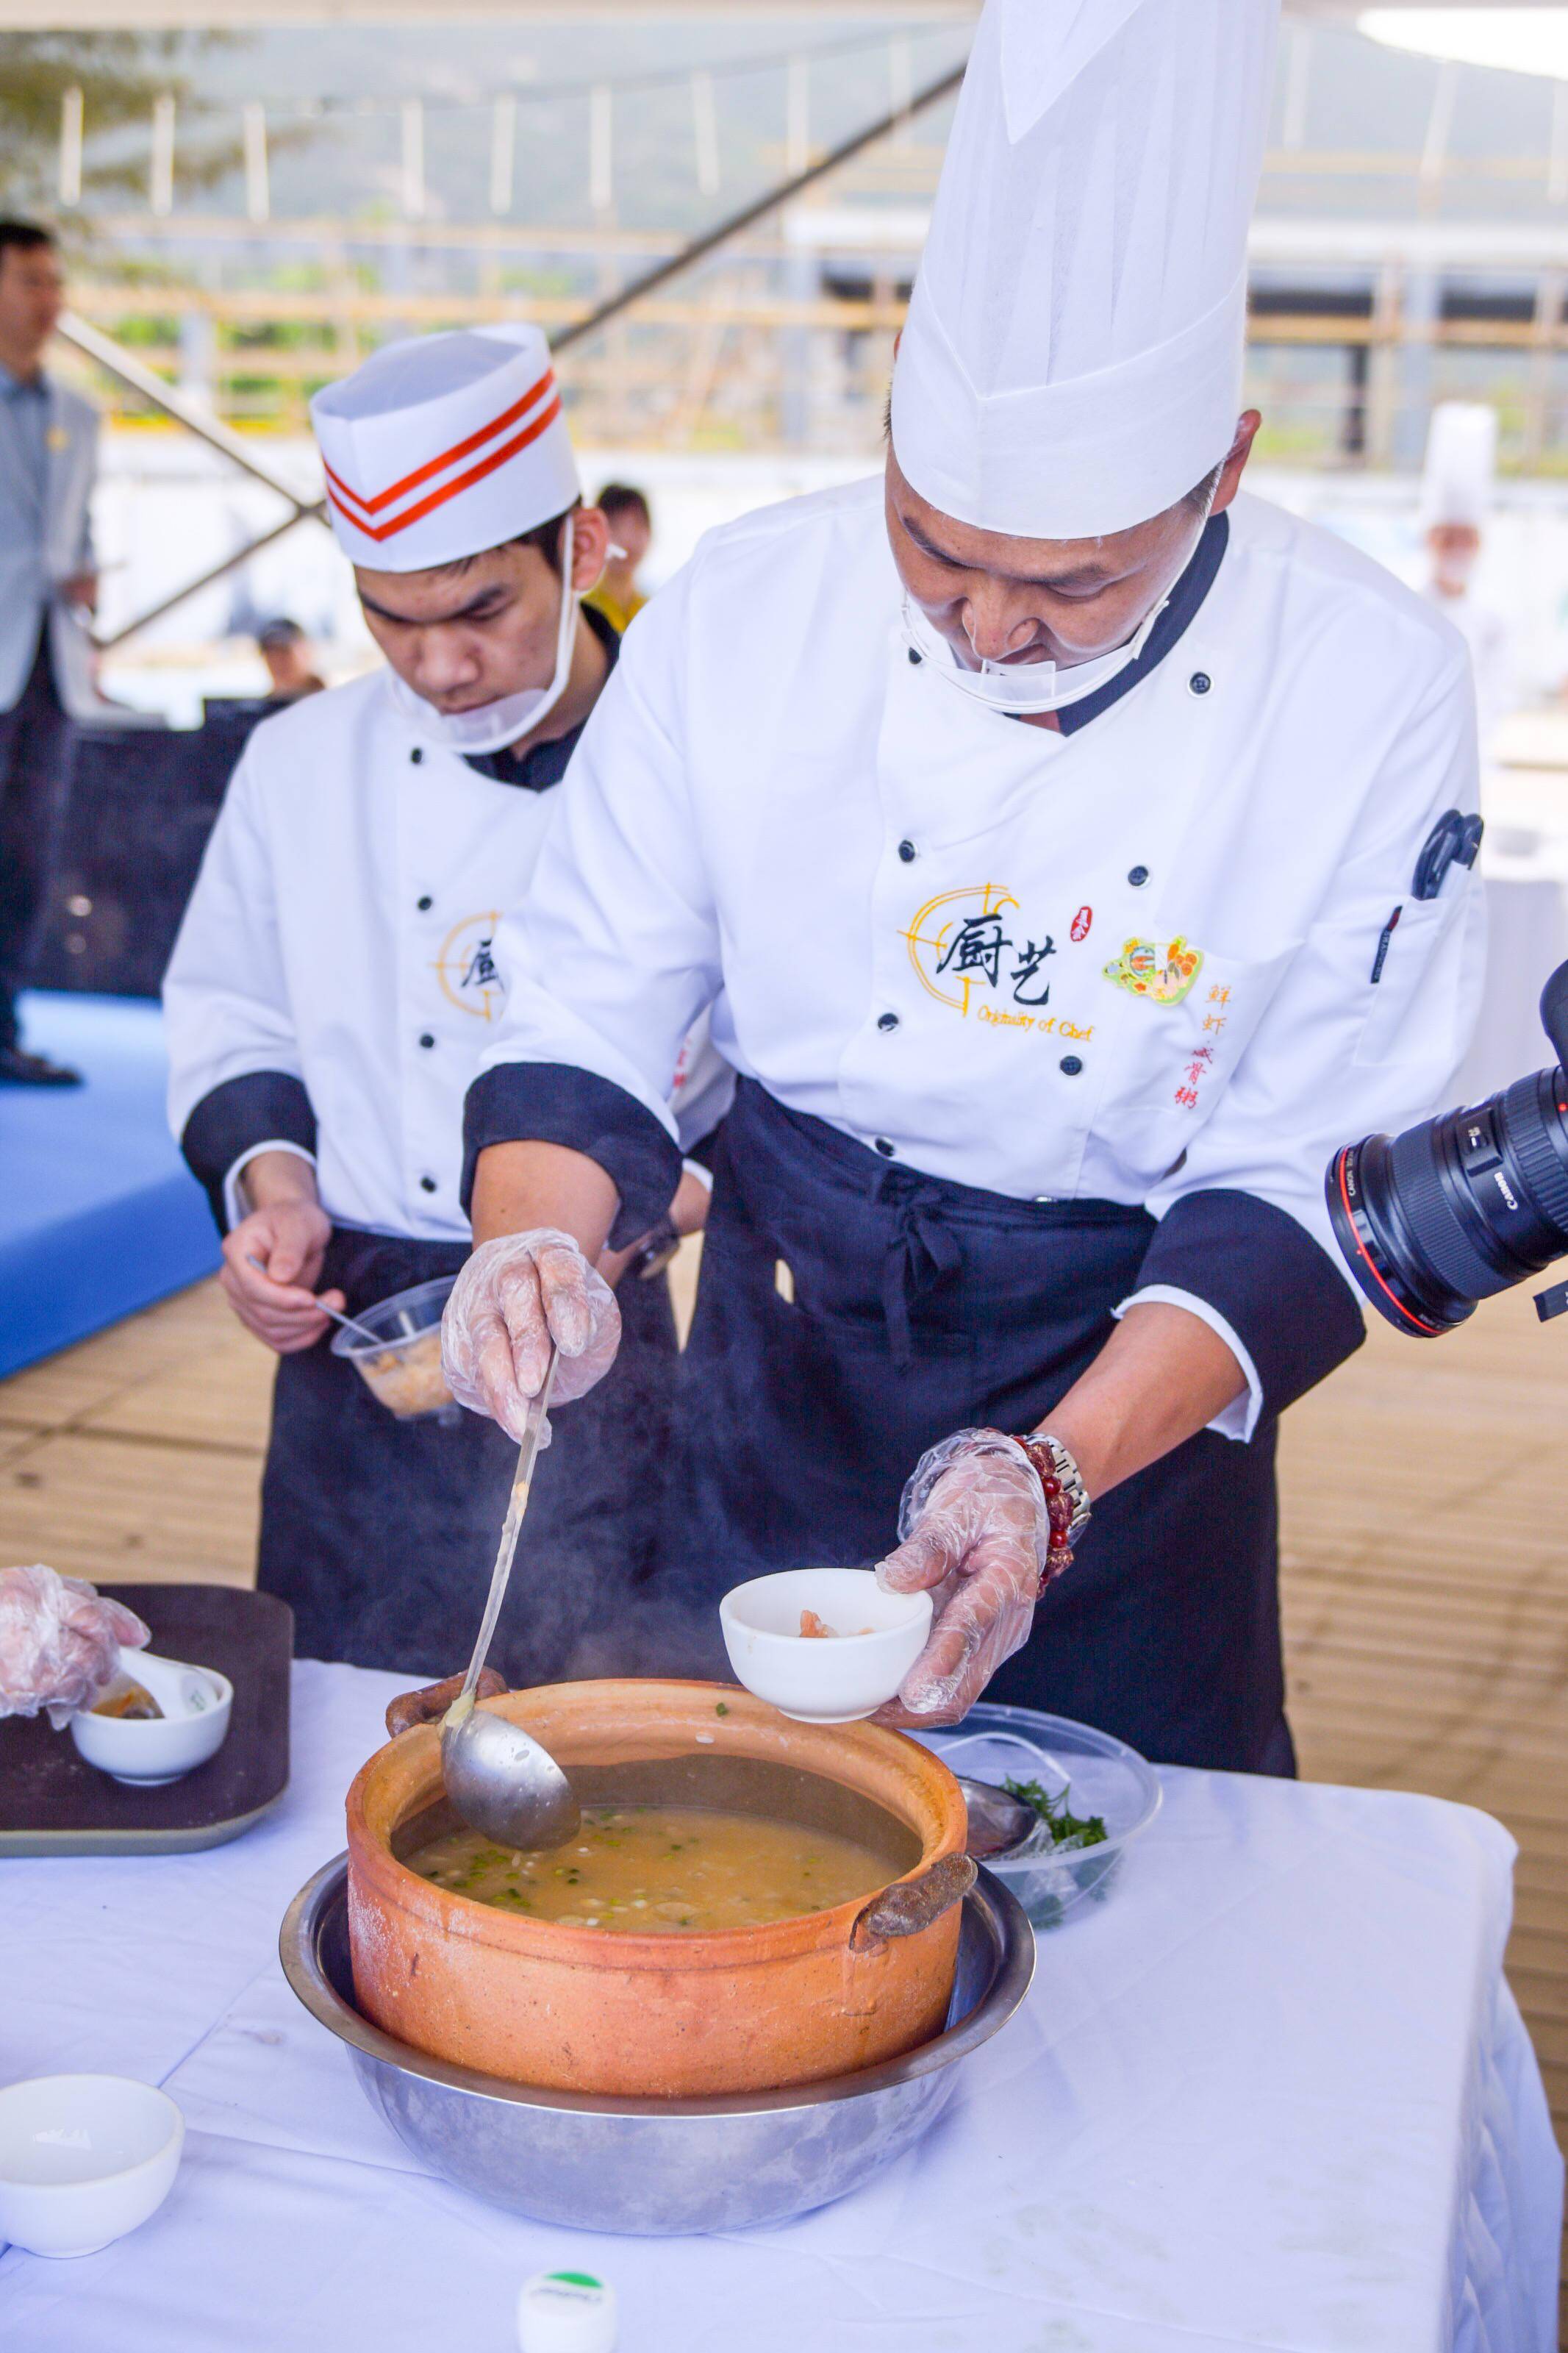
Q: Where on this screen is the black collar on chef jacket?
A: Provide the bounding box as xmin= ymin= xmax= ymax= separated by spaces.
xmin=461 ymin=598 xmax=621 ymax=792
xmin=1039 ymin=508 xmax=1229 ymax=738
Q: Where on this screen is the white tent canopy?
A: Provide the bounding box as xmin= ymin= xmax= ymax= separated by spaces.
xmin=0 ymin=0 xmax=1547 ymax=24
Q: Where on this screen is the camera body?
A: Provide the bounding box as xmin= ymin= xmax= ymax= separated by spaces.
xmin=1328 ymin=963 xmax=1568 ymax=1334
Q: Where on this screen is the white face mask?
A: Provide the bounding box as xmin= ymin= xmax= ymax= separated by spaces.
xmin=390 ymin=515 xmax=579 ymax=756
xmin=900 ymin=495 xmax=1213 ymax=718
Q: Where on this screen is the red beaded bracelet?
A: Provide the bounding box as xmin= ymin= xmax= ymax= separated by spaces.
xmin=1012 ymin=1432 xmax=1091 ymax=1588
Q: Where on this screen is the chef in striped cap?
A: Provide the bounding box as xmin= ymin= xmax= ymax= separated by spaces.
xmin=163 ymin=323 xmax=724 ymax=1679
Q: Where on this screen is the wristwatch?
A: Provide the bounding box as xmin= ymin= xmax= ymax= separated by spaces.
xmin=1014 ymin=1430 xmax=1092 ymax=1582
xmin=630 ymin=1215 xmax=681 ymax=1281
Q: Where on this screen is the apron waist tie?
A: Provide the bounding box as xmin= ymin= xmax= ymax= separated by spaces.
xmin=875 ymin=1176 xmax=963 ymax=1371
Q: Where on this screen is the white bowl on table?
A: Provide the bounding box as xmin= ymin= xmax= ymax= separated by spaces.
xmin=68 ymin=1648 xmax=232 ymax=1786
xmin=0 ymin=2074 xmax=183 ymax=2257
xmin=720 ymin=1568 xmax=933 ymax=1723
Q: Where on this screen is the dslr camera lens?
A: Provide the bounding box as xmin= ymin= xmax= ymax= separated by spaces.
xmin=1328 ymin=964 xmax=1568 ymax=1333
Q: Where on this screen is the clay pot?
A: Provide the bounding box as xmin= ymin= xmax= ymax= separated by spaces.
xmin=346 ymin=1678 xmax=973 ymax=2098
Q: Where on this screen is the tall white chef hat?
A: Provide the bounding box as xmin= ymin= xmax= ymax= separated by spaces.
xmin=1421 ymin=401 xmax=1497 ymax=532
xmin=310 ymin=321 xmax=579 ymax=571
xmin=891 ymin=0 xmax=1279 ymax=541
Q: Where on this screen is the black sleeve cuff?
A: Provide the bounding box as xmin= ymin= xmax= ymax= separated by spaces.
xmin=462 ymin=1063 xmax=683 ymax=1249
xmin=179 ymin=1071 xmax=317 ymax=1232
xmin=1135 ymin=1188 xmax=1364 ymax=1425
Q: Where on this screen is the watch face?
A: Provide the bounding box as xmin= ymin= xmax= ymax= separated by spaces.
xmin=634 ymin=1219 xmax=681 ymax=1279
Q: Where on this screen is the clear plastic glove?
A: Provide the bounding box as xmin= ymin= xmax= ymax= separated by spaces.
xmin=441 ymin=1228 xmax=621 ymax=1443
xmin=873 ymin=1429 xmax=1050 ymax=1727
xmin=0 ymin=1565 xmax=151 ymax=1728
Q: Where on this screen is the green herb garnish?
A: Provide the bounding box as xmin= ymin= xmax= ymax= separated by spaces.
xmin=715 ymin=1702 xmax=730 ymax=1717
xmin=1003 ymin=1776 xmax=1109 ymax=1852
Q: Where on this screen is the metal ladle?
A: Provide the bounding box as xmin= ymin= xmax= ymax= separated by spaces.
xmin=439 ymin=1346 xmax=581 ymax=1852
xmin=954 ymin=1776 xmax=1041 ymax=1863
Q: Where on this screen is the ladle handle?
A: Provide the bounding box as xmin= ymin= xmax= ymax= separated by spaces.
xmin=386 ymin=1667 xmax=506 ymax=1739
xmin=849 ymin=1853 xmax=977 ymax=1953
xmin=445 ymin=1345 xmax=559 ymax=1729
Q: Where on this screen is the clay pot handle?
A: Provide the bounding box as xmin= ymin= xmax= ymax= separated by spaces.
xmin=384 ymin=1667 xmax=508 ymax=1739
xmin=850 ymin=1852 xmax=977 ymax=1952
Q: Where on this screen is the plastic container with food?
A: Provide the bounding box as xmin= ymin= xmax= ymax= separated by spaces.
xmin=331 ymin=1276 xmax=459 ymax=1424
xmin=914 ymin=1703 xmax=1161 ymax=1930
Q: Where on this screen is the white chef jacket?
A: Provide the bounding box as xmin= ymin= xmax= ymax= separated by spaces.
xmin=164 ymin=665 xmax=728 ymax=1241
xmin=474 ymin=481 xmax=1486 ymax=1432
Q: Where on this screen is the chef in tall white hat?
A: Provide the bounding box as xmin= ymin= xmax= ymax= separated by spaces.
xmin=1421 ymin=401 xmax=1512 ymax=759
xmin=162 ymin=322 xmax=724 ymax=1680
xmin=440 ymin=0 xmax=1484 ymax=1774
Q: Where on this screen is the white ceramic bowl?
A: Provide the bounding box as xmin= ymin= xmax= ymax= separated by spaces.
xmin=0 ymin=2075 xmax=183 ymax=2257
xmin=69 ymin=1649 xmax=232 ymax=1786
xmin=719 ymin=1568 xmax=934 ymax=1723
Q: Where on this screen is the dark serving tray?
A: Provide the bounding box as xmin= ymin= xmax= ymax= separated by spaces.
xmin=0 ymin=1584 xmax=292 ymax=1857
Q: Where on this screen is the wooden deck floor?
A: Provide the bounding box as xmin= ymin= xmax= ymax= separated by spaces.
xmin=2 ymin=1266 xmax=1564 ymax=2335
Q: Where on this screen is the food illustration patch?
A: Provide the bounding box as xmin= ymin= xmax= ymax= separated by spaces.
xmin=1102 ymin=935 xmax=1204 ymax=1006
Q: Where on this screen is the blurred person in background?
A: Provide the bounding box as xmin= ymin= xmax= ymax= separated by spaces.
xmin=1422 ymin=402 xmax=1512 ymax=763
xmin=585 ymin=482 xmax=652 ymax=634
xmin=256 ymin=617 xmax=326 ymax=704
xmin=0 ymin=219 xmax=99 ymax=1088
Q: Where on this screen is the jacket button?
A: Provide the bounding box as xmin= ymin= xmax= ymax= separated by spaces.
xmin=908 ymin=647 xmax=921 ymax=665
xmin=419 ymin=1175 xmax=437 ymax=1193
xmin=874 ymin=1137 xmax=896 ymax=1157
xmin=418 ymin=1032 xmax=434 ymax=1049
xmin=877 ymin=1012 xmax=900 ymax=1033
xmin=898 ymin=840 xmax=917 ymax=864
xmin=1127 ymin=865 xmax=1148 ymax=888
xmin=1189 ymin=671 xmax=1211 ymax=696
xmin=417 ymin=895 xmax=433 ymax=912
xmin=1059 ymin=1055 xmax=1084 ymax=1076
xmin=410 ymin=747 xmax=423 ymax=764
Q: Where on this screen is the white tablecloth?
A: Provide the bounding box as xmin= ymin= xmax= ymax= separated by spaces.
xmin=1 ymin=1663 xmax=1561 ymax=2353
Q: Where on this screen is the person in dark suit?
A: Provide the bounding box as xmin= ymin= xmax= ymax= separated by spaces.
xmin=0 ymin=219 xmax=100 ymax=1088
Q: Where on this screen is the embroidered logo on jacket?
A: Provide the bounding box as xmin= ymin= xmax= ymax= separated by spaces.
xmin=902 ymin=885 xmax=1059 ymax=1017
xmin=432 ymin=911 xmax=505 ymax=1019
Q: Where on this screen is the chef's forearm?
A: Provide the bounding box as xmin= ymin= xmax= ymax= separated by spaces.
xmin=470 ymin=1140 xmax=620 ymax=1260
xmin=238 ymin=1149 xmax=321 ymax=1214
xmin=1040 ymin=1302 xmax=1247 ymax=1502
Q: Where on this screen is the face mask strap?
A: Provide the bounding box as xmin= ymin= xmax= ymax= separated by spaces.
xmin=903 ymin=496 xmax=1212 ymax=717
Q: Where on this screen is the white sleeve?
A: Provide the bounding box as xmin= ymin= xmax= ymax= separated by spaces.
xmin=162 ymin=741 xmax=309 ymax=1146
xmin=1147 ymin=648 xmax=1486 ymax=1285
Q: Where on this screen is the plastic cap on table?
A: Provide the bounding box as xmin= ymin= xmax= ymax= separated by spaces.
xmin=518 ymin=2269 xmax=617 ymax=2353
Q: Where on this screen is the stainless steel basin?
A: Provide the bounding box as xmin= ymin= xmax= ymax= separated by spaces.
xmin=279 ymin=1854 xmax=1034 ymax=2236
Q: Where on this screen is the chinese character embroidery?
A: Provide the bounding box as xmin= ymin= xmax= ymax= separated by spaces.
xmin=1010 ymin=935 xmax=1057 ymax=1007
xmin=934 ymin=913 xmax=1010 ymax=992
xmin=460 ymin=936 xmax=499 ymax=995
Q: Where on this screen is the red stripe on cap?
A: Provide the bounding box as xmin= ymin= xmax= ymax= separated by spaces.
xmin=325 ymin=392 xmax=565 ymax=544
xmin=323 ymin=365 xmax=555 ymax=520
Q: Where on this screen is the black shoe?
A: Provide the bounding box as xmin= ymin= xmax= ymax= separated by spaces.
xmin=0 ymin=1043 xmax=83 ymax=1087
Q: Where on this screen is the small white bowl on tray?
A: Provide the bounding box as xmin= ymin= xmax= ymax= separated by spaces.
xmin=69 ymin=1648 xmax=232 ymax=1786
xmin=912 ymin=1702 xmax=1161 ymax=1929
xmin=0 ymin=2074 xmax=183 ymax=2257
xmin=719 ymin=1567 xmax=933 ymax=1723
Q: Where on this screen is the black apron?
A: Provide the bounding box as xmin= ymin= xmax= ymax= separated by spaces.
xmin=660 ymin=1080 xmax=1292 ymax=1777
xmin=258 ymin=1228 xmax=676 ymax=1685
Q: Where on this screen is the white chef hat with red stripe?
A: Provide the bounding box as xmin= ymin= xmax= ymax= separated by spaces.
xmin=310 ymin=321 xmax=579 ymax=571
xmin=892 ymin=0 xmax=1278 ymax=540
